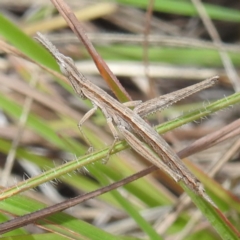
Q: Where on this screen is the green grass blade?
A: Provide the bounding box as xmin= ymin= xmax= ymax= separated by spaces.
xmin=116 ymin=0 xmax=240 ymax=22
xmin=95 ymin=46 xmax=240 ymax=67
xmin=0 ymin=15 xmax=58 ymax=71
xmin=0 ymin=94 xmax=83 ymax=153
xmin=181 ymin=183 xmax=239 ymax=240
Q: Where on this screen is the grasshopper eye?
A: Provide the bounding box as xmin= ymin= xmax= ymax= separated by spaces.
xmin=59 ymin=62 xmax=69 ymax=77
xmin=58 ymin=56 xmax=76 ymax=77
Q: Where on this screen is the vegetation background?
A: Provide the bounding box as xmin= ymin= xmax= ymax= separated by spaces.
xmin=0 ymin=0 xmax=240 ymax=239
